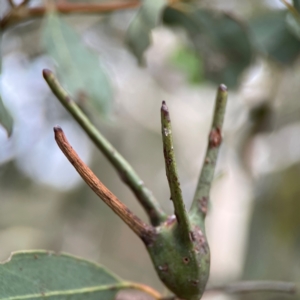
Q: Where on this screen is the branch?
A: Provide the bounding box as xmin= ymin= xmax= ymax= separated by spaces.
xmin=161 ymin=101 xmax=191 ymax=240
xmin=190 ymin=84 xmax=228 ymax=222
xmin=122 ymin=282 xmax=163 ymax=299
xmin=1 ymin=0 xmax=140 ymax=30
xmin=44 ymin=70 xmax=167 ymax=226
xmin=54 ymin=126 xmax=155 ymax=243
xmin=205 ymin=281 xmax=296 ymax=295
xmin=282 ymin=0 xmax=300 ymax=19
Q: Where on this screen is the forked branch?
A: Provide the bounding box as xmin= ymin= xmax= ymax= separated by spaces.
xmin=44 ymin=69 xmax=167 ymax=226
xmin=54 ymin=126 xmax=155 ymax=243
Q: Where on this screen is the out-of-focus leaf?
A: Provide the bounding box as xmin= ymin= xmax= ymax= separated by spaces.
xmin=126 ymin=0 xmax=167 ymax=64
xmin=286 ymin=13 xmax=300 ymax=40
xmin=163 ymin=6 xmax=253 ymax=88
xmin=0 ymin=251 xmax=123 ymax=300
xmin=0 ymin=95 xmax=13 ymax=137
xmin=293 ymin=0 xmax=300 ymax=12
xmin=42 ymin=12 xmax=112 ymax=115
xmin=170 ymin=46 xmax=204 ymax=84
xmin=249 ymin=10 xmax=300 ymax=64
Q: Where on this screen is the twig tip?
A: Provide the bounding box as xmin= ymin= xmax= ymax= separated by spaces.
xmin=53 ymin=126 xmax=62 ymax=133
xmin=219 ymin=84 xmax=227 ymax=92
xmin=161 ymin=101 xmax=170 ymax=121
xmin=161 ymin=100 xmax=168 ymax=110
xmin=42 ymin=68 xmax=52 ymax=78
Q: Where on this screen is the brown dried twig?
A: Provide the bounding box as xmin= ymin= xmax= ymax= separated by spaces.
xmin=1 ymin=0 xmax=140 ymax=30
xmin=54 ymin=126 xmax=155 ymax=244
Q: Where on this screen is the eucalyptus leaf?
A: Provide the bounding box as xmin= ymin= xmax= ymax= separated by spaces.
xmin=0 ymin=95 xmax=13 ymax=137
xmin=249 ymin=10 xmax=300 ymax=64
xmin=163 ymin=6 xmax=253 ymax=88
xmin=42 ymin=12 xmax=112 ymax=116
xmin=0 ymin=251 xmax=124 ymax=300
xmin=126 ymin=0 xmax=167 ymax=64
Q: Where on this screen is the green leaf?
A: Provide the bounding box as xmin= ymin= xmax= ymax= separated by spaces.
xmin=170 ymin=46 xmax=204 ymax=84
xmin=249 ymin=10 xmax=300 ymax=64
xmin=163 ymin=6 xmax=253 ymax=88
xmin=0 ymin=251 xmax=123 ymax=300
xmin=42 ymin=12 xmax=113 ymax=116
xmin=126 ymin=0 xmax=167 ymax=64
xmin=0 ymin=95 xmax=13 ymax=137
xmin=286 ymin=13 xmax=300 ymax=40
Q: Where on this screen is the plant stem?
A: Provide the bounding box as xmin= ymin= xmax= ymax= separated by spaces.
xmin=1 ymin=0 xmax=140 ymax=30
xmin=122 ymin=282 xmax=163 ymax=299
xmin=54 ymin=126 xmax=155 ymax=243
xmin=205 ymin=281 xmax=296 ymax=294
xmin=281 ymin=0 xmax=300 ymax=19
xmin=161 ymin=101 xmax=191 ymax=240
xmin=190 ymin=84 xmax=228 ymax=222
xmin=43 ymin=69 xmax=167 ymax=226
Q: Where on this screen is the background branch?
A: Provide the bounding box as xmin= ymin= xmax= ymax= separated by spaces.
xmin=1 ymin=0 xmax=140 ymax=30
xmin=44 ymin=70 xmax=167 ymax=226
xmin=282 ymin=0 xmax=300 ymax=19
xmin=54 ymin=126 xmax=155 ymax=243
xmin=205 ymin=281 xmax=296 ymax=294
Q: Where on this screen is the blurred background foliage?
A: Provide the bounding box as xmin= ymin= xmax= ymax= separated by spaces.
xmin=0 ymin=0 xmax=300 ymax=299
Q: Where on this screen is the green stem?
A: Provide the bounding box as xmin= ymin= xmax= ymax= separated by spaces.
xmin=43 ymin=69 xmax=167 ymax=226
xmin=161 ymin=101 xmax=191 ymax=240
xmin=205 ymin=281 xmax=296 ymax=294
xmin=190 ymin=84 xmax=228 ymax=222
